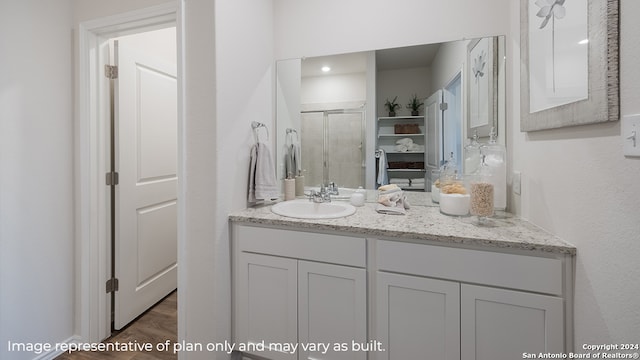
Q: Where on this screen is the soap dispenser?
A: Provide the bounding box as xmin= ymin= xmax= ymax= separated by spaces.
xmin=350 ymin=187 xmax=366 ymax=207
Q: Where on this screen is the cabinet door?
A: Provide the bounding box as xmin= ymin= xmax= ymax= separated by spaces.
xmin=236 ymin=253 xmax=298 ymax=360
xmin=376 ymin=272 xmax=460 ymax=360
xmin=298 ymin=261 xmax=367 ymax=360
xmin=461 ymin=284 xmax=564 ymax=360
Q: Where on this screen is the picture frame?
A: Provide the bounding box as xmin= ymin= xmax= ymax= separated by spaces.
xmin=520 ymin=0 xmax=619 ymax=132
xmin=467 ymin=37 xmax=498 ymax=138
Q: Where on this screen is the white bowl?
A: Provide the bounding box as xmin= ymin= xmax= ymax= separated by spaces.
xmin=439 ymin=193 xmax=470 ymax=216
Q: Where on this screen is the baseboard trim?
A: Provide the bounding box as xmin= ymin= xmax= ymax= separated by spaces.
xmin=31 ymin=335 xmax=81 ymax=360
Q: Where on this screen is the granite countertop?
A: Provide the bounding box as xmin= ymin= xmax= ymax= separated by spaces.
xmin=229 ymin=194 xmax=576 ymax=255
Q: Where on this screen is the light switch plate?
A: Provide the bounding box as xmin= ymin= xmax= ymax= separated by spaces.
xmin=513 ymin=171 xmax=521 ymax=195
xmin=622 ymin=114 xmax=640 ymax=157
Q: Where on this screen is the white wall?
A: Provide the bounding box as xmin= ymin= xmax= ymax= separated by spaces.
xmin=429 ymin=40 xmax=469 ymax=95
xmin=301 ymin=73 xmax=366 ymax=105
xmin=508 ymin=0 xmax=640 ymax=346
xmin=0 ymin=1 xmax=75 ymax=359
xmin=376 ymin=67 xmax=430 ymax=116
xmin=73 ymin=0 xmax=172 ymax=22
xmin=274 ymin=0 xmax=509 ymax=60
xmin=179 ymin=1 xmax=275 ymax=360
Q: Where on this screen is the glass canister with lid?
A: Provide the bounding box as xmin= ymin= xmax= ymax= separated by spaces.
xmin=464 ymin=130 xmax=482 ymax=175
xmin=480 ymin=127 xmax=506 ymax=211
xmin=439 ymin=153 xmax=470 ymax=216
xmin=469 ymin=156 xmax=494 ymax=219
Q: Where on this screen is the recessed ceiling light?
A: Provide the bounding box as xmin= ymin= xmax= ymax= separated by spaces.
xmin=578 ymin=39 xmax=589 ymax=45
xmin=321 ymin=66 xmax=331 ymax=72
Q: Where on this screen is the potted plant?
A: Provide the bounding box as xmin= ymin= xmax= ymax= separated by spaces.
xmin=406 ymin=94 xmax=424 ymax=116
xmin=385 ymin=96 xmax=400 ymax=117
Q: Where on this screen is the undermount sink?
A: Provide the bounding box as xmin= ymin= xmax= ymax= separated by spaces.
xmin=271 ymin=199 xmax=356 ymax=219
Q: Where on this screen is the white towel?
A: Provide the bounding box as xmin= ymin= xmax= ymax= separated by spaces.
xmin=394 ymin=144 xmax=409 ymax=152
xmin=390 ymin=178 xmax=410 ymax=187
xmin=376 ymin=188 xmax=410 ymax=215
xmin=396 ymin=138 xmax=414 ymax=146
xmin=248 ymin=142 xmax=280 ymax=203
xmin=285 ymin=132 xmax=301 ymax=178
xmin=407 ymin=143 xmax=425 ymax=152
xmin=376 ymin=149 xmax=389 ymax=186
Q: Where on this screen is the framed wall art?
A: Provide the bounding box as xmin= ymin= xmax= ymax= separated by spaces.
xmin=520 ymin=0 xmax=619 ymax=131
xmin=467 ymin=37 xmax=498 ymax=137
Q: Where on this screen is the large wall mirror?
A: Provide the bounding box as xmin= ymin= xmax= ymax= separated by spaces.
xmin=276 ymin=35 xmax=506 ymax=191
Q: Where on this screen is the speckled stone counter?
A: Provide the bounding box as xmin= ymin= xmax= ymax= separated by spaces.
xmin=229 ymin=196 xmax=576 ymax=255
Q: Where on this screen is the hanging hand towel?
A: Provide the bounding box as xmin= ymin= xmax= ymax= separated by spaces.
xmin=248 ymin=142 xmax=280 ymax=203
xmin=376 ymin=149 xmax=389 ymax=186
xmin=285 ymin=132 xmax=301 ymax=178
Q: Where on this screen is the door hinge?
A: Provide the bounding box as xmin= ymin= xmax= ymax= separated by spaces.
xmin=106 ymin=172 xmax=119 ymax=186
xmin=106 ymin=278 xmax=119 ymax=293
xmin=440 ymin=102 xmax=449 ymax=111
xmin=104 ymin=65 xmax=118 ymax=79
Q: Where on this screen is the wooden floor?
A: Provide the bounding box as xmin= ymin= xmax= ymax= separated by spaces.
xmin=56 ymin=291 xmax=177 ymax=360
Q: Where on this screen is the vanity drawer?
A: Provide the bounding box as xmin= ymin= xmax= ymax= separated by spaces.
xmin=235 ymin=225 xmax=366 ymax=267
xmin=376 ymin=240 xmax=563 ymax=295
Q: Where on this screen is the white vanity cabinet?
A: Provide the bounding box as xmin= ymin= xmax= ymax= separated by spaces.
xmin=233 ymin=224 xmax=367 ymax=360
xmin=375 ymin=240 xmax=571 ymax=360
xmin=230 ymin=215 xmax=574 ymax=360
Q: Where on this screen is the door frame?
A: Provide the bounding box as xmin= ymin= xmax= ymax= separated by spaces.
xmin=442 ymin=68 xmax=464 ymax=170
xmin=77 ymin=2 xmax=178 ymax=343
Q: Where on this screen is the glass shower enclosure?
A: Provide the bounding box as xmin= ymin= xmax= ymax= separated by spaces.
xmin=300 ymin=109 xmax=365 ymax=189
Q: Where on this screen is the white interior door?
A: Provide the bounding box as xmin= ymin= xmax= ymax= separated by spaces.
xmin=425 ymin=90 xmax=443 ymax=172
xmin=113 ymin=28 xmax=178 ymax=330
xmin=443 ymin=72 xmax=463 ymax=170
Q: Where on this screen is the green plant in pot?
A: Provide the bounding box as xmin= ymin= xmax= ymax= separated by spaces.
xmin=406 ymin=94 xmax=424 ymax=116
xmin=385 ymin=96 xmax=400 ymax=117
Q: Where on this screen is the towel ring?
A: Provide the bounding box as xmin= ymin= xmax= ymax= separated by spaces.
xmin=251 ymin=121 xmax=269 ymax=143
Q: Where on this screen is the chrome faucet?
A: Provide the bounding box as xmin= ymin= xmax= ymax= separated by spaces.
xmin=325 ymin=182 xmax=339 ymax=196
xmin=308 ymin=188 xmax=332 ymax=203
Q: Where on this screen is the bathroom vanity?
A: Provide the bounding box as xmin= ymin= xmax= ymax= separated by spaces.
xmin=229 ymin=201 xmax=575 ymax=360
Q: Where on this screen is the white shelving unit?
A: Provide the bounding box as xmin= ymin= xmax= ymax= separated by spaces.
xmin=377 ymin=116 xmax=427 ymax=191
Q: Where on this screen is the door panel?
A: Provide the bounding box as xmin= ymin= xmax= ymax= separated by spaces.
xmin=424 ymin=90 xmax=443 ymax=171
xmin=461 ymin=284 xmax=564 ymax=360
xmin=299 ymin=261 xmax=367 ymax=360
xmin=236 ymin=253 xmax=298 ymax=360
xmin=376 ymin=272 xmax=460 ymax=360
xmin=114 ymin=28 xmax=178 ymax=330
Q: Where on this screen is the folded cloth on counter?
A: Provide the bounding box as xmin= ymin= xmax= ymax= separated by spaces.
xmin=410 ymin=178 xmax=425 ymax=184
xmin=376 ymin=185 xmax=411 ymax=215
xmin=248 ymin=142 xmax=280 ymax=203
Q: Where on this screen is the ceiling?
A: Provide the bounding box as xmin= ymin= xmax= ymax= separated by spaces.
xmin=300 ymin=43 xmax=442 ymax=77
